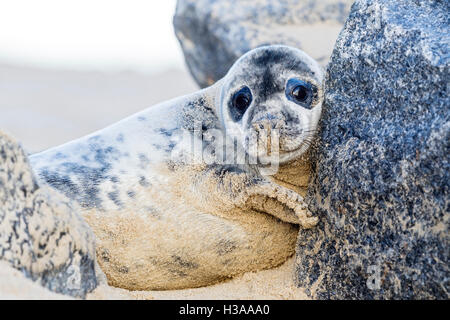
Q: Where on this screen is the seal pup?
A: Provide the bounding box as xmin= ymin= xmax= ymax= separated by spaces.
xmin=30 ymin=45 xmax=324 ymax=290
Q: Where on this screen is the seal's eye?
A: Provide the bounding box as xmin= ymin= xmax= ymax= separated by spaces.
xmin=230 ymin=86 xmax=252 ymax=121
xmin=235 ymin=93 xmax=250 ymax=110
xmin=233 ymin=87 xmax=252 ymax=111
xmin=285 ymin=78 xmax=316 ymax=109
xmin=292 ymin=85 xmax=308 ymax=101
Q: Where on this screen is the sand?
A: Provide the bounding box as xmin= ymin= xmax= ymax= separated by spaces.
xmin=0 ymin=256 xmax=305 ymax=300
xmin=88 ymin=257 xmax=307 ymax=300
xmin=0 ymin=262 xmax=71 ymax=300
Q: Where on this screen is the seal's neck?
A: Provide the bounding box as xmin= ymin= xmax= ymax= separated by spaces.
xmin=269 ymin=151 xmax=312 ymax=196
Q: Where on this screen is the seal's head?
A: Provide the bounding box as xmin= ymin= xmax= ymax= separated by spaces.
xmin=217 ymin=45 xmax=323 ymax=166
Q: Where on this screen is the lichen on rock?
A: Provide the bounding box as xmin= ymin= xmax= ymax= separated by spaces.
xmin=0 ymin=130 xmax=98 ymax=298
xmin=296 ymin=0 xmax=449 ymax=299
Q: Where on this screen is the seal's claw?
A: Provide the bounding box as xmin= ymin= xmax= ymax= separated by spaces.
xmin=294 ymin=208 xmax=318 ymax=229
xmin=245 ymin=182 xmax=319 ymax=227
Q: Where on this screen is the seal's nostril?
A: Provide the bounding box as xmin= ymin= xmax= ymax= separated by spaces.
xmin=272 ymin=121 xmax=283 ymax=129
xmin=252 ymin=120 xmax=285 ymax=133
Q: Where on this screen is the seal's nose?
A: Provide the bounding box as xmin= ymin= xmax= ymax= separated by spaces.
xmin=251 ymin=116 xmax=284 ymax=157
xmin=252 ymin=114 xmax=284 ymax=131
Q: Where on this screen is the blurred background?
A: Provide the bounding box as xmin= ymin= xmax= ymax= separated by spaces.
xmin=0 ymin=0 xmax=197 ymax=153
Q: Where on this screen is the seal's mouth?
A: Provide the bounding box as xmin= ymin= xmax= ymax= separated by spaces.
xmin=256 ymin=133 xmax=306 ymax=155
xmin=244 ymin=132 xmax=313 ymax=166
xmin=242 ymin=118 xmax=315 ymax=166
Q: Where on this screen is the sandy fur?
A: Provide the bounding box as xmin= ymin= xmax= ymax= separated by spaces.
xmin=83 ymin=163 xmax=298 ymax=290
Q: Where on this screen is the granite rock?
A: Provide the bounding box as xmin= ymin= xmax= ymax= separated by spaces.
xmin=0 ymin=131 xmax=98 ymax=298
xmin=174 ymin=0 xmax=354 ymax=87
xmin=296 ymin=0 xmax=449 ymax=299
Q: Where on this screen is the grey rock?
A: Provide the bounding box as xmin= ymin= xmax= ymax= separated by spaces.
xmin=174 ymin=0 xmax=354 ymax=87
xmin=0 ymin=131 xmax=98 ymax=298
xmin=296 ymin=0 xmax=449 ymax=299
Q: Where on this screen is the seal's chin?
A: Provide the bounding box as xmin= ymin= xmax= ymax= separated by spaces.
xmin=279 ymin=142 xmax=304 ymax=154
xmin=276 ymin=147 xmax=307 ymax=164
xmin=278 ymin=144 xmax=309 ymax=163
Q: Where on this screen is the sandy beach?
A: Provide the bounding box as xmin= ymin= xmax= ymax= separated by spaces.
xmin=87 ymin=257 xmax=307 ymax=300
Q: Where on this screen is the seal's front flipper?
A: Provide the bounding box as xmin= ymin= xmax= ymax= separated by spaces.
xmin=189 ymin=165 xmax=318 ymax=228
xmin=244 ymin=183 xmax=318 ymax=229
